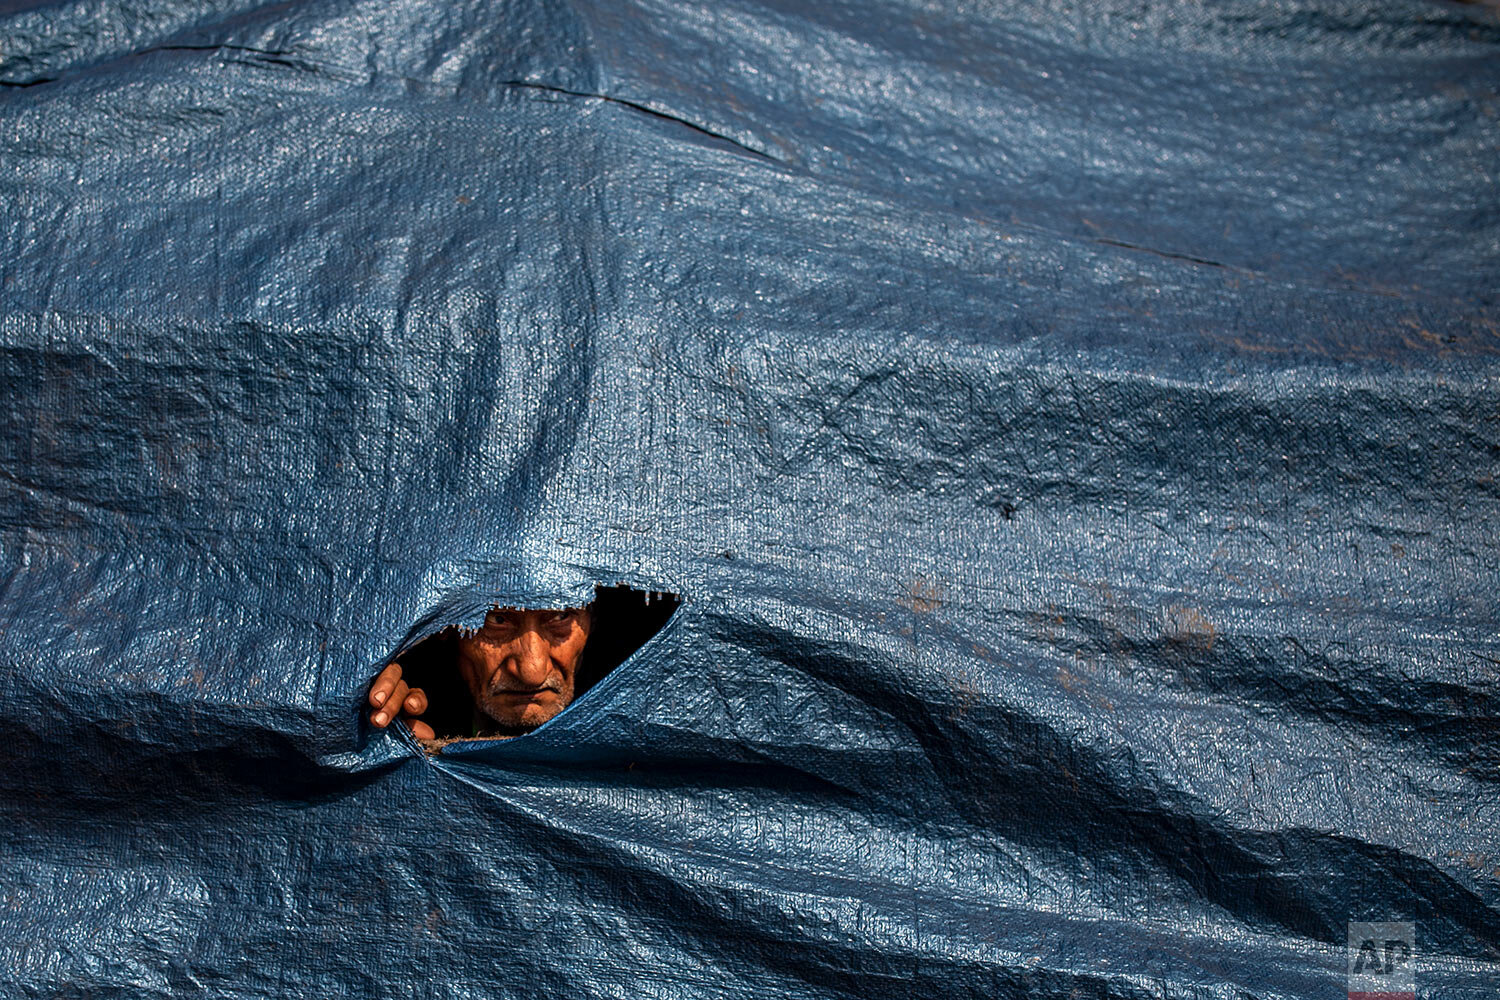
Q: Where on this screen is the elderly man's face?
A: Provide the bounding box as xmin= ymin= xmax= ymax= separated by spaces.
xmin=456 ymin=607 xmax=591 ymax=733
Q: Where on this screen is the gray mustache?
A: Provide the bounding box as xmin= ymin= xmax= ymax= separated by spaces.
xmin=487 ymin=675 xmax=564 ymax=695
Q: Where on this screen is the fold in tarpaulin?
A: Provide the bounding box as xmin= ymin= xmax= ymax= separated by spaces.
xmin=1 ymin=0 xmax=1498 ymax=996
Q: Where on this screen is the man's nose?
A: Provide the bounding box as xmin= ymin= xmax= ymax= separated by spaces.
xmin=505 ymin=628 xmax=551 ymax=687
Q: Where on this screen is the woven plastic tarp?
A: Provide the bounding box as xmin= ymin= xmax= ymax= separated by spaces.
xmin=2 ymin=0 xmax=1498 ymax=996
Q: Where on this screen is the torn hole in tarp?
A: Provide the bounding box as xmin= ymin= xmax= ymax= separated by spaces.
xmin=389 ymin=584 xmax=680 ymax=751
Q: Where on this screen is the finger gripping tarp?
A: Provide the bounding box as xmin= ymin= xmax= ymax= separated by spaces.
xmin=1 ymin=1 xmax=1498 ymax=997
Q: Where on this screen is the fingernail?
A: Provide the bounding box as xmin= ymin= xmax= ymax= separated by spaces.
xmin=374 ymin=712 xmax=387 ymax=725
xmin=373 ymin=691 xmax=386 ymax=706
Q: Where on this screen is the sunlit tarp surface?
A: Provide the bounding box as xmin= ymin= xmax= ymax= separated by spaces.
xmin=2 ymin=0 xmax=1498 ymax=996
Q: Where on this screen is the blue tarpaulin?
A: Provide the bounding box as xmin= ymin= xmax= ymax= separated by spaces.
xmin=2 ymin=0 xmax=1498 ymax=996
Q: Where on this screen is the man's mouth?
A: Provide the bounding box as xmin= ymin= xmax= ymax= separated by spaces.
xmin=486 ymin=682 xmax=561 ymax=698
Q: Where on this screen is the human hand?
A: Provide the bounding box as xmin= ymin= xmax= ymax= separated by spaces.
xmin=367 ymin=662 xmax=435 ymax=740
